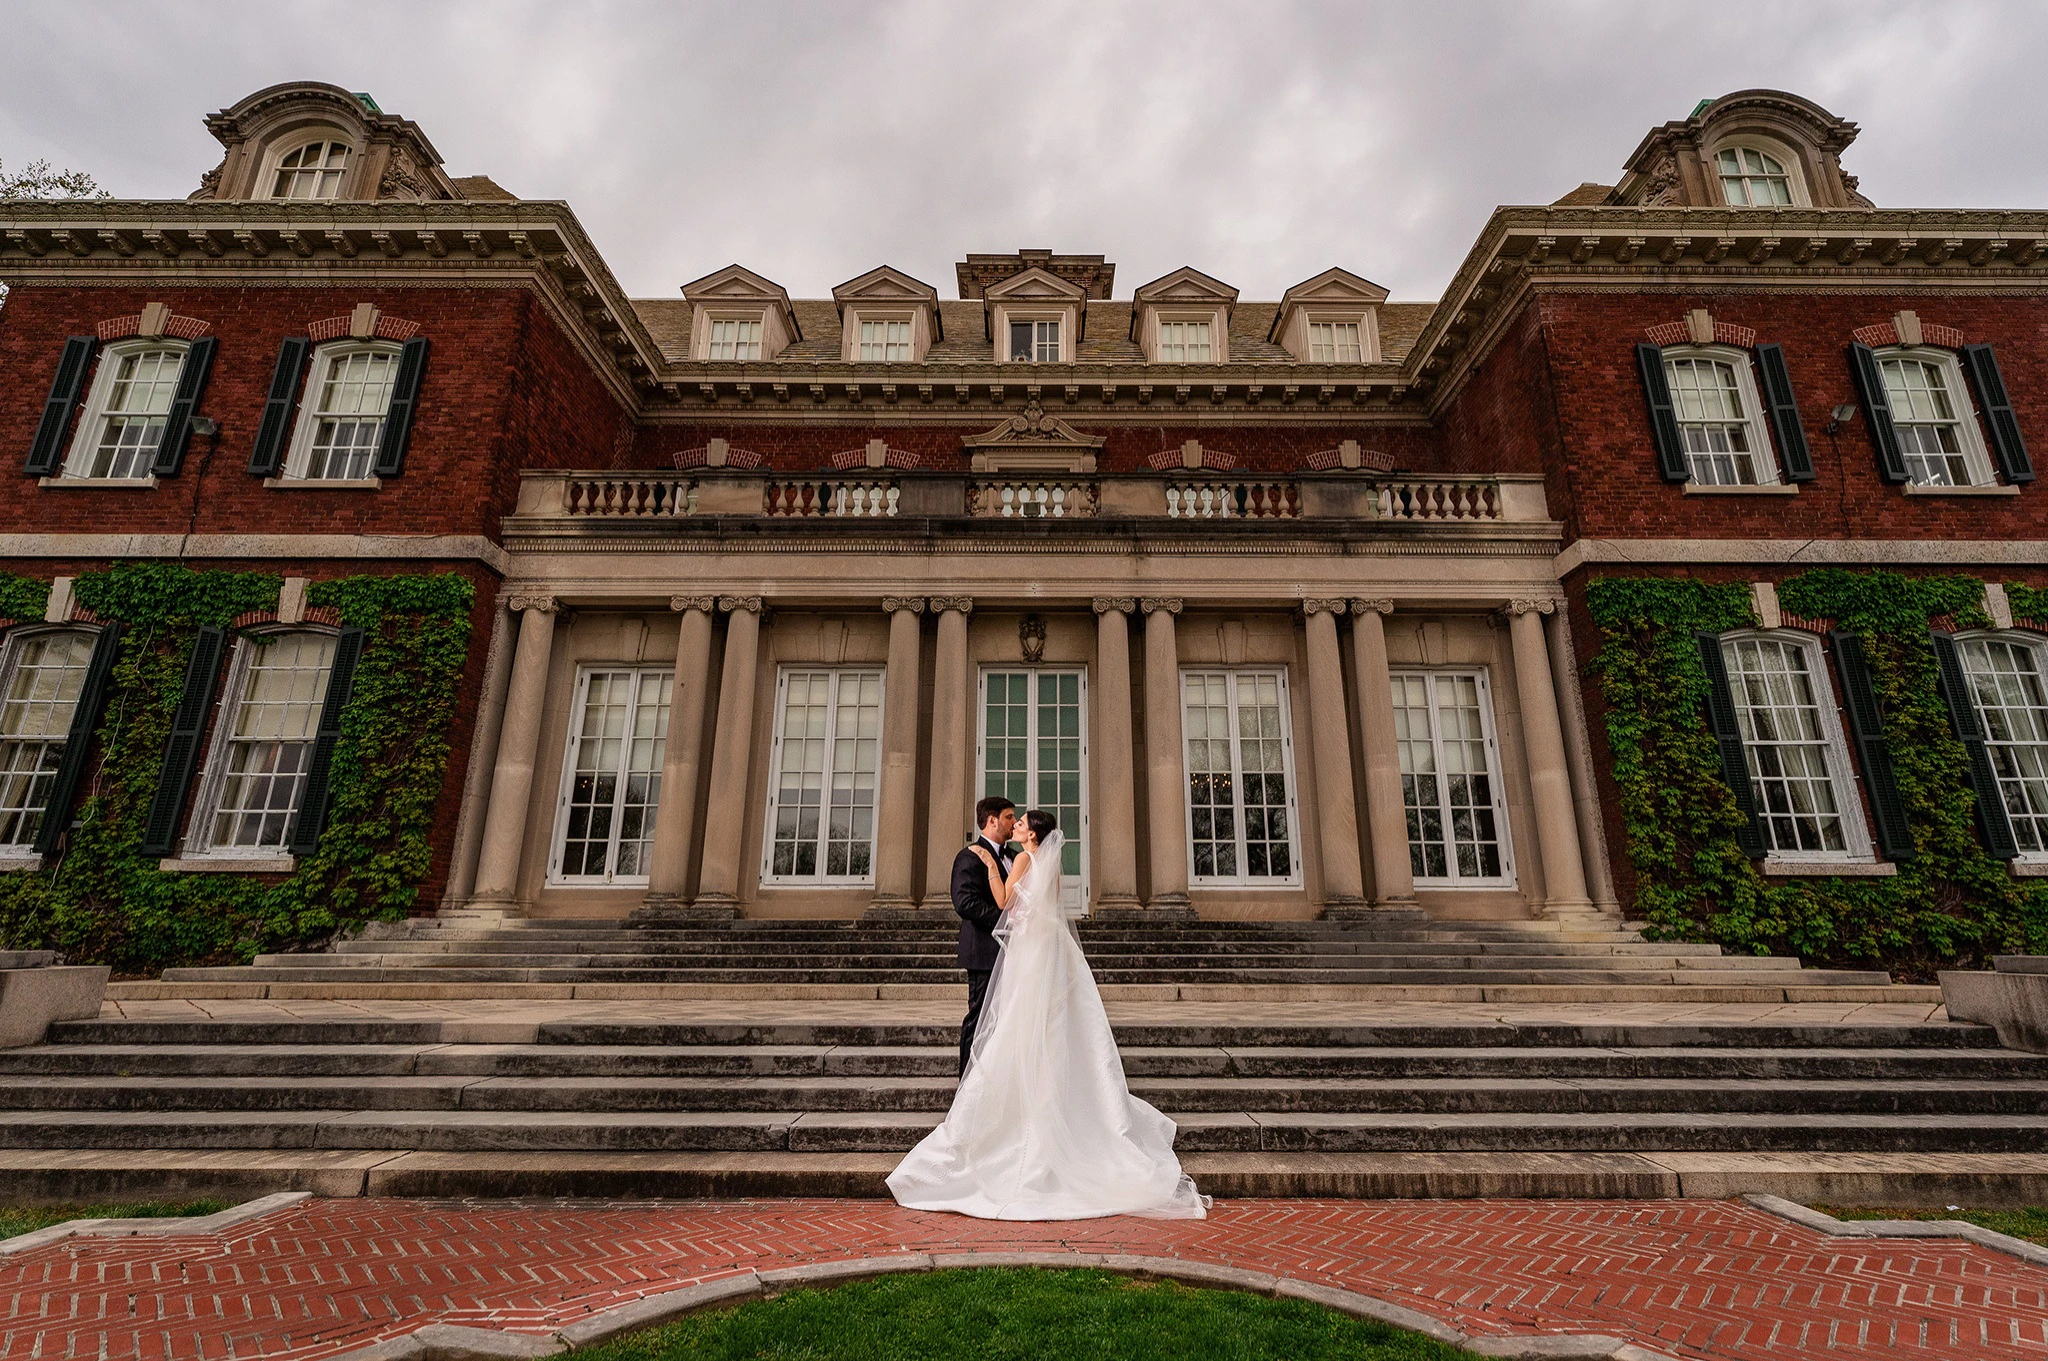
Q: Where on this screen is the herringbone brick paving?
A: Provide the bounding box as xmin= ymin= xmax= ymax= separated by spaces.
xmin=4 ymin=1197 xmax=2046 ymax=1360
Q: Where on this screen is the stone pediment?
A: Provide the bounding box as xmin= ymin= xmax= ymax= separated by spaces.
xmin=961 ymin=404 xmax=1106 ymax=473
xmin=1133 ymin=266 xmax=1239 ymax=306
xmin=831 ymin=265 xmax=938 ymax=304
xmin=983 ymin=267 xmax=1087 ymax=302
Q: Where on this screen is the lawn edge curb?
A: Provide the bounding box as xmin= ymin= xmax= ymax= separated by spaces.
xmin=1742 ymin=1192 xmax=2048 ymax=1267
xmin=0 ymin=1190 xmax=310 ymax=1256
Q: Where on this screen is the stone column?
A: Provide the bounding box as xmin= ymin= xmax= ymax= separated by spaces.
xmin=1141 ymin=598 xmax=1190 ymax=912
xmin=921 ymin=597 xmax=974 ymax=906
xmin=871 ymin=597 xmax=926 ymax=907
xmin=441 ymin=597 xmax=516 ymax=910
xmin=640 ymin=596 xmax=716 ymax=914
xmin=1302 ymin=600 xmax=1366 ymax=910
xmin=1545 ymin=608 xmax=1621 ymax=914
xmin=1091 ymin=598 xmax=1140 ymax=910
xmin=1506 ymin=599 xmax=1593 ymax=916
xmin=469 ymin=594 xmax=558 ymax=910
xmin=1348 ymin=599 xmax=1415 ymax=909
xmin=693 ymin=597 xmax=764 ymax=912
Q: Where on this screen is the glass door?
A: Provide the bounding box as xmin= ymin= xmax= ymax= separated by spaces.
xmin=979 ymin=668 xmax=1088 ymax=914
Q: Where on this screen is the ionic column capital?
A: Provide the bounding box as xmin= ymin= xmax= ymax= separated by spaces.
xmin=505 ymin=592 xmax=557 ymax=614
xmin=670 ymin=595 xmax=716 ymax=613
xmin=1504 ymin=597 xmax=1559 ymax=618
xmin=928 ymin=596 xmax=975 ymax=615
xmin=717 ymin=595 xmax=763 ymax=614
xmin=1301 ymin=598 xmax=1348 ymax=617
xmin=881 ymin=596 xmax=927 ymax=615
xmin=1349 ymin=597 xmax=1395 ymax=617
xmin=1140 ymin=597 xmax=1182 ymax=615
xmin=1092 ymin=596 xmax=1137 ymax=615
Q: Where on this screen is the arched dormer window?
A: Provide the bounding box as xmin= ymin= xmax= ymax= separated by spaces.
xmin=284 ymin=341 xmax=404 ymax=481
xmin=270 ymin=140 xmax=352 ymax=200
xmin=1714 ymin=146 xmax=1795 ymax=206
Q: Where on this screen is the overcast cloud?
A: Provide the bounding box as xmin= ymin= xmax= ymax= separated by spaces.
xmin=3 ymin=1 xmax=2042 ymax=303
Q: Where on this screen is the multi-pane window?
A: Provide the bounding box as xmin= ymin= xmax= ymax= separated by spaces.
xmin=1716 ymin=146 xmax=1793 ymax=206
xmin=981 ymin=670 xmax=1086 ymax=902
xmin=552 ymin=668 xmax=670 ymax=883
xmin=1879 ymin=353 xmax=1986 ymax=486
xmin=1158 ymin=321 xmax=1213 ymax=363
xmin=1721 ymin=635 xmax=1863 ymax=857
xmin=1182 ymin=670 xmax=1298 ymax=883
xmin=65 ymin=344 xmax=187 ymax=479
xmin=1663 ymin=351 xmax=1771 ymax=485
xmin=1308 ymin=321 xmax=1364 ymax=363
xmin=270 ymin=141 xmax=351 ymax=200
xmin=1956 ymin=636 xmax=2048 ymax=857
xmin=1391 ymin=671 xmax=1514 ymax=884
xmin=0 ymin=632 xmax=96 ymax=850
xmin=708 ymin=319 xmax=763 ymax=361
xmin=199 ymin=633 xmax=337 ymax=853
xmin=858 ymin=320 xmax=912 ymax=362
xmin=764 ymin=669 xmax=883 ymax=883
xmin=290 ymin=345 xmax=399 ymax=480
xmin=1008 ymin=319 xmax=1060 ymax=362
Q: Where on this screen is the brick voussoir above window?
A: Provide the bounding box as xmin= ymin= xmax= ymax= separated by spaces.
xmin=307 ymin=313 xmax=422 ymax=343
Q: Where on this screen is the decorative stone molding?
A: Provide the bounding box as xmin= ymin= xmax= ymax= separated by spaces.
xmin=1349 ymin=598 xmax=1395 ymax=617
xmin=1643 ymin=308 xmax=1756 ymax=349
xmin=1092 ymin=597 xmax=1136 ymax=615
xmin=1852 ymin=313 xmax=1966 ymax=349
xmin=1019 ymin=614 xmax=1048 ymax=663
xmin=1301 ymin=599 xmax=1349 ymax=617
xmin=1305 ymin=440 xmax=1394 ymax=472
xmin=831 ymin=441 xmax=920 ymax=471
xmin=961 ymin=405 xmax=1106 ymax=474
xmin=307 ymin=309 xmax=422 ymax=343
xmin=670 ymin=595 xmax=717 ymax=613
xmin=1751 ymin=581 xmax=1783 ymax=630
xmin=927 ymin=596 xmax=975 ymax=615
xmin=881 ymin=596 xmax=927 ymax=614
xmin=716 ymin=595 xmax=763 ymax=614
xmin=505 ymin=593 xmax=557 ymax=614
xmin=1503 ymin=598 xmax=1558 ymax=618
xmin=674 ymin=439 xmax=765 ymax=471
xmin=96 ymin=307 xmax=212 ymax=342
xmin=1140 ymin=598 xmax=1183 ymax=615
xmin=1986 ymin=582 xmax=2015 ymax=631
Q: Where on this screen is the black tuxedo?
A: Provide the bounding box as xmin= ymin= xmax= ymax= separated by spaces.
xmin=952 ymin=833 xmax=1014 ymax=1075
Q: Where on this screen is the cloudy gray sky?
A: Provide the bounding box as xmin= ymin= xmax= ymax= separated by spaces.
xmin=3 ymin=2 xmax=2042 ymax=303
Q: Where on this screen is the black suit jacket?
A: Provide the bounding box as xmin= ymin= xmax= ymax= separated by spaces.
xmin=952 ymin=835 xmax=1014 ymax=971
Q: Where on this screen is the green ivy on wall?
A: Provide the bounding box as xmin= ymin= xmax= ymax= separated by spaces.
xmin=0 ymin=562 xmax=473 ymax=973
xmin=1588 ymin=569 xmax=2048 ymax=977
xmin=0 ymin=574 xmax=51 ymax=623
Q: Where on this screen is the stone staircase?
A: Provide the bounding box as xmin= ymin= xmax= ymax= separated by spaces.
xmin=1 ymin=1009 xmax=2044 ymax=1205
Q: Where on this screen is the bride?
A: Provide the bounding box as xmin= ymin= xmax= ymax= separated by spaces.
xmin=887 ymin=808 xmax=1210 ymax=1220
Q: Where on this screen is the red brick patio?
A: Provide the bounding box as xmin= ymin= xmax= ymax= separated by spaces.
xmin=4 ymin=1197 xmax=2047 ymax=1360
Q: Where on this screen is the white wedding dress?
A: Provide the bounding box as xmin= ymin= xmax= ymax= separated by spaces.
xmin=887 ymin=832 xmax=1210 ymax=1220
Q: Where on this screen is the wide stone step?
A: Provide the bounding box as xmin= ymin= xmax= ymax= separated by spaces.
xmin=321 ymin=937 xmax=1717 ymax=959
xmin=266 ymin=949 xmax=1760 ymax=971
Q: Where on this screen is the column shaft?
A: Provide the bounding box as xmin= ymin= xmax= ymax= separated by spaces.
xmin=1092 ymin=599 xmax=1139 ymax=909
xmin=1546 ymin=609 xmax=1620 ymax=913
xmin=921 ymin=600 xmax=974 ymax=905
xmin=1303 ymin=603 xmax=1365 ymax=908
xmin=469 ymin=597 xmax=558 ymax=909
xmin=442 ymin=598 xmax=516 ymax=909
xmin=694 ymin=599 xmax=763 ymax=907
xmin=1349 ymin=600 xmax=1415 ymax=908
xmin=643 ymin=599 xmax=715 ymax=906
xmin=871 ymin=599 xmax=926 ymax=904
xmin=1142 ymin=600 xmax=1190 ymax=910
xmin=1508 ymin=603 xmax=1592 ymax=914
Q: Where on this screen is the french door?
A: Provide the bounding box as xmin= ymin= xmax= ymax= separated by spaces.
xmin=548 ymin=667 xmax=672 ymax=884
xmin=978 ymin=668 xmax=1088 ymax=913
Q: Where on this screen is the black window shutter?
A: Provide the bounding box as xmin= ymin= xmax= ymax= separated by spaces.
xmin=1695 ymin=634 xmax=1767 ymax=858
xmin=288 ymin=626 xmax=364 ymax=855
xmin=1636 ymin=342 xmax=1691 ymax=482
xmin=150 ymin=337 xmax=217 ymax=477
xmin=247 ymin=337 xmax=311 ymax=478
xmin=140 ymin=626 xmax=227 ymax=858
xmin=26 ymin=336 xmax=97 ymax=477
xmin=1960 ymin=344 xmax=2035 ymax=484
xmin=1829 ymin=631 xmax=1915 ymax=862
xmin=1929 ymin=631 xmax=2020 ymax=860
xmin=1847 ymin=343 xmax=1910 ymax=483
xmin=372 ymin=337 xmax=429 ymax=478
xmin=30 ymin=624 xmax=121 ymax=856
xmin=1754 ymin=343 xmax=1816 ymax=482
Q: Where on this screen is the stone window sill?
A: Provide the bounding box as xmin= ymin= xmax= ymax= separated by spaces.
xmin=157 ymin=856 xmax=297 ymax=874
xmin=0 ymin=854 xmax=44 ymax=872
xmin=1683 ymin=482 xmax=1798 ymax=496
xmin=38 ymin=475 xmax=159 ymax=489
xmin=1902 ymin=483 xmax=2021 ymax=497
xmin=263 ymin=477 xmax=384 ymax=490
xmin=1761 ymin=857 xmax=1897 ymax=878
xmin=2010 ymin=860 xmax=2048 ymax=877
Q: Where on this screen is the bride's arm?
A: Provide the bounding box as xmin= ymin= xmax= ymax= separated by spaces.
xmin=970 ymin=845 xmax=1013 ymax=908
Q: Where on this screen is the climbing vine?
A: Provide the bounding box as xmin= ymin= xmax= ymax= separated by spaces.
xmin=0 ymin=563 xmax=473 ymax=973
xmin=0 ymin=573 xmax=50 ymax=624
xmin=1588 ymin=569 xmax=2048 ymax=977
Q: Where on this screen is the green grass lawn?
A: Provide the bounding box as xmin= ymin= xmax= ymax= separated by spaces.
xmin=1817 ymin=1204 xmax=2048 ymax=1247
xmin=0 ymin=1200 xmax=231 ymax=1240
xmin=572 ymin=1268 xmax=1461 ymax=1361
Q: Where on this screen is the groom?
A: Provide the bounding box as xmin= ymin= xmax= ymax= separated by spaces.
xmin=951 ymin=795 xmax=1017 ymax=1076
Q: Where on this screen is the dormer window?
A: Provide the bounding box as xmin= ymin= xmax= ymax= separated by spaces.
xmin=1158 ymin=321 xmax=1213 ymax=363
xmin=1309 ymin=322 xmax=1364 ymax=364
xmin=708 ymin=319 xmax=763 ymax=361
xmin=1715 ymin=146 xmax=1793 ymax=207
xmin=859 ymin=320 xmax=912 ymax=362
xmin=270 ymin=141 xmax=351 ymax=200
xmin=1010 ymin=319 xmax=1061 ymax=363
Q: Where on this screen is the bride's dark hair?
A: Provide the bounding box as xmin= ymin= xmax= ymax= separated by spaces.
xmin=1023 ymin=808 xmax=1057 ymax=842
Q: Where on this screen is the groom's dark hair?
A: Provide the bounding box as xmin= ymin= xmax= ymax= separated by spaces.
xmin=975 ymin=795 xmax=1016 ymax=829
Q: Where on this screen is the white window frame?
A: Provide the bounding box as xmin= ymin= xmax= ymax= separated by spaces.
xmin=60 ymin=338 xmax=191 ymax=482
xmin=281 ymin=340 xmax=403 ymax=481
xmin=1874 ymin=347 xmax=1999 ymax=488
xmin=183 ymin=629 xmax=339 ymax=860
xmin=1307 ymin=319 xmax=1365 ymax=364
xmin=1156 ymin=318 xmax=1215 ymax=364
xmin=857 ymin=316 xmax=913 ymax=362
xmin=1719 ymin=631 xmax=1874 ymax=863
xmin=0 ymin=627 xmax=99 ymax=852
xmin=1180 ymin=668 xmax=1303 ymax=889
xmin=1006 ymin=316 xmax=1063 ymax=363
xmin=1660 ymin=345 xmax=1779 ymax=486
xmin=1953 ymin=631 xmax=2048 ymax=864
xmin=546 ymin=665 xmax=673 ymax=887
xmin=760 ymin=666 xmax=886 ymax=888
xmin=268 ymin=139 xmax=353 ymax=201
xmin=1390 ymin=668 xmax=1518 ymax=889
xmin=705 ymin=316 xmax=765 ymax=361
xmin=976 ymin=666 xmax=1091 ymax=914
xmin=1711 ymin=143 xmax=1805 ymax=208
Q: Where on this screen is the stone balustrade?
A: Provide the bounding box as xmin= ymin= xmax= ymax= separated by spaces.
xmin=1165 ymin=480 xmax=1301 ymax=520
xmin=968 ymin=479 xmax=1099 ymax=519
xmin=764 ymin=479 xmax=900 ymax=518
xmin=562 ymin=474 xmax=698 ymax=517
xmin=1372 ymin=476 xmax=1506 ymax=522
